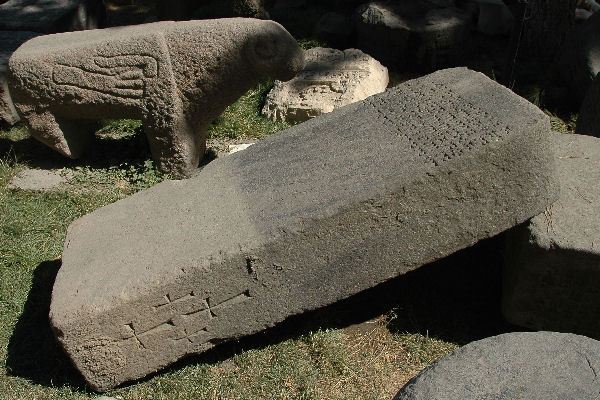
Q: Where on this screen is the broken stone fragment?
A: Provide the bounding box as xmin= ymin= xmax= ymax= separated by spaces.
xmin=394 ymin=332 xmax=600 ymax=399
xmin=50 ymin=68 xmax=557 ymax=391
xmin=262 ymin=47 xmax=389 ymax=124
xmin=503 ymin=133 xmax=600 ymax=336
xmin=8 ymin=19 xmax=304 ymax=178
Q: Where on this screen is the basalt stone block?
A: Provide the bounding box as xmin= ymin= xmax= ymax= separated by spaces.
xmin=394 ymin=332 xmax=600 ymax=399
xmin=50 ymin=68 xmax=557 ymax=391
xmin=0 ymin=31 xmax=38 ymax=126
xmin=576 ymin=72 xmax=600 ymax=137
xmin=558 ymin=11 xmax=600 ymax=104
xmin=262 ymin=47 xmax=389 ymax=123
xmin=8 ymin=19 xmax=304 ymax=178
xmin=0 ymin=0 xmax=105 ymax=33
xmin=503 ymin=133 xmax=600 ymax=336
xmin=355 ymin=0 xmax=472 ymax=71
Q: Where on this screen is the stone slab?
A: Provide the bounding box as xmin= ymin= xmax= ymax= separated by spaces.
xmin=394 ymin=332 xmax=600 ymax=400
xmin=49 ymin=68 xmax=557 ymax=391
xmin=0 ymin=0 xmax=104 ymax=33
xmin=0 ymin=31 xmax=38 ymax=125
xmin=262 ymin=47 xmax=389 ymax=124
xmin=8 ymin=19 xmax=304 ymax=178
xmin=503 ymin=133 xmax=600 ymax=336
xmin=8 ymin=168 xmax=71 ymax=191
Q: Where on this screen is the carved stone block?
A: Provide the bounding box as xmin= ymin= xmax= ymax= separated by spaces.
xmin=50 ymin=68 xmax=557 ymax=391
xmin=7 ymin=19 xmax=304 ymax=178
xmin=262 ymin=47 xmax=389 ymax=124
xmin=558 ymin=11 xmax=600 ymax=104
xmin=0 ymin=31 xmax=38 ymax=126
xmin=0 ymin=0 xmax=105 ymax=33
xmin=503 ymin=133 xmax=600 ymax=337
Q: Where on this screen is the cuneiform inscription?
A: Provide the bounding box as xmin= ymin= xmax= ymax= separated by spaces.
xmin=53 ymin=54 xmax=159 ymax=99
xmin=367 ymin=80 xmax=509 ymax=166
xmin=124 ymin=290 xmax=252 ymax=349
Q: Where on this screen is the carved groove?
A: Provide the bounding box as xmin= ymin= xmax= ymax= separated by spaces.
xmin=125 ymin=290 xmax=252 ymax=347
xmin=366 ymin=80 xmax=508 ymax=166
xmin=52 ymin=54 xmax=159 ymax=99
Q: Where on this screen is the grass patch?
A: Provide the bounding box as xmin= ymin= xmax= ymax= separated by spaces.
xmin=208 ymin=82 xmax=289 ymax=141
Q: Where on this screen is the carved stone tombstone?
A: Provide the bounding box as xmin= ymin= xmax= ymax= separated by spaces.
xmin=49 ymin=68 xmax=557 ymax=391
xmin=8 ymin=19 xmax=304 ymax=178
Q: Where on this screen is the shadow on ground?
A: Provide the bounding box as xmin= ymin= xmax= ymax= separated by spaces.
xmin=5 ymin=259 xmax=89 ymax=391
xmin=0 ymin=125 xmax=153 ymax=171
xmin=6 ymin=233 xmax=520 ymax=391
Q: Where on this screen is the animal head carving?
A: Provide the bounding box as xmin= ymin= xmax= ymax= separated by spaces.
xmin=245 ymin=21 xmax=305 ymax=81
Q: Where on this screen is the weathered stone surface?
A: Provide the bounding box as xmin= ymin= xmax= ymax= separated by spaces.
xmin=8 ymin=19 xmax=304 ymax=178
xmin=0 ymin=31 xmax=38 ymax=126
xmin=0 ymin=0 xmax=105 ymax=33
xmin=503 ymin=133 xmax=600 ymax=336
xmin=8 ymin=168 xmax=71 ymax=191
xmin=156 ymin=0 xmax=268 ymax=20
xmin=558 ymin=11 xmax=600 ymax=104
xmin=355 ymin=0 xmax=472 ymax=70
xmin=262 ymin=47 xmax=388 ymax=123
xmin=394 ymin=332 xmax=600 ymax=399
xmin=576 ymin=72 xmax=600 ymax=137
xmin=50 ymin=68 xmax=557 ymax=391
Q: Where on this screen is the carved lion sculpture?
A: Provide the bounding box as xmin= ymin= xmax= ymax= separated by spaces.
xmin=8 ymin=19 xmax=305 ymax=178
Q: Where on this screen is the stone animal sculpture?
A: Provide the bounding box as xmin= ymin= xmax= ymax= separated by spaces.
xmin=8 ymin=19 xmax=304 ymax=178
